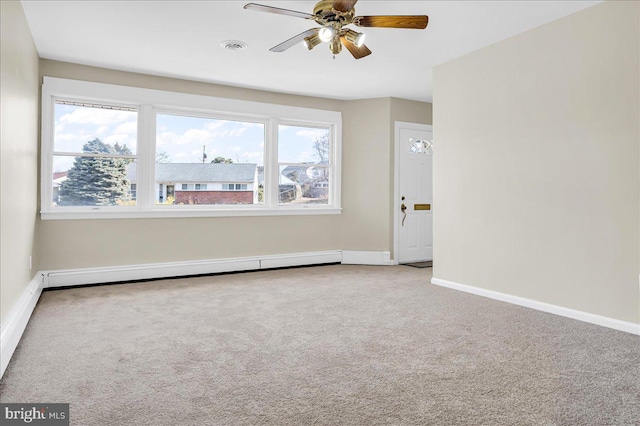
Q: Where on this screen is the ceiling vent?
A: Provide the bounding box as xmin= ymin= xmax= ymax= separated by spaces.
xmin=221 ymin=40 xmax=248 ymax=51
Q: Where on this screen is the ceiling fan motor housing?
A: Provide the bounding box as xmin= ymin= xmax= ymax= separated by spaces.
xmin=313 ymin=0 xmax=355 ymax=26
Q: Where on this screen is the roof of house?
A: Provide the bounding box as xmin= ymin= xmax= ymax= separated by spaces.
xmin=127 ymin=163 xmax=257 ymax=183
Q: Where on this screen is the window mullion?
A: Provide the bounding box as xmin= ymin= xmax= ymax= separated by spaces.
xmin=332 ymin=124 xmax=341 ymax=208
xmin=137 ymin=105 xmax=155 ymax=210
xmin=41 ymin=95 xmax=55 ymax=212
xmin=266 ymin=118 xmax=278 ymax=209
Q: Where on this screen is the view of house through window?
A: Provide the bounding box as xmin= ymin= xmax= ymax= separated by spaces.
xmin=43 ymin=78 xmax=341 ymax=217
xmin=153 ymin=113 xmax=264 ymax=205
xmin=52 ymin=101 xmax=138 ymax=207
xmin=278 ymin=125 xmax=330 ymax=205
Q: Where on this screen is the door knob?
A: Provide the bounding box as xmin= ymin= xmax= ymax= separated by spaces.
xmin=401 ymin=203 xmax=407 ymax=226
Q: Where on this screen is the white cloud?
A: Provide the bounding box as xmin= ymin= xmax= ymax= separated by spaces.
xmin=54 ymin=132 xmax=96 ymax=151
xmin=218 ymin=127 xmax=248 ymax=138
xmin=114 ymin=120 xmax=137 ymax=135
xmin=240 ymin=151 xmax=263 ymax=161
xmin=296 ymin=129 xmax=328 ymax=140
xmin=157 ymin=129 xmax=210 ymax=146
xmin=205 ymin=121 xmax=227 ymax=131
xmin=298 ymin=151 xmax=313 ymax=162
xmin=59 ymin=108 xmax=136 ymax=126
xmin=182 ymin=129 xmax=211 ymax=144
xmin=156 ymin=131 xmax=176 ymax=148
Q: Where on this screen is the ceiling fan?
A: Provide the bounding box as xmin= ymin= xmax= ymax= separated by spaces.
xmin=244 ymin=0 xmax=429 ymax=59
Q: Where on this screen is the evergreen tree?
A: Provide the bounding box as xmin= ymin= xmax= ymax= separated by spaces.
xmin=59 ymin=138 xmax=132 ymax=206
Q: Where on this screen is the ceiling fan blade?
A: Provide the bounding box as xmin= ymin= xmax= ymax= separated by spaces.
xmin=333 ymin=0 xmax=358 ymax=13
xmin=244 ymin=3 xmax=314 ymax=20
xmin=340 ymin=36 xmax=371 ymax=60
xmin=270 ymin=28 xmax=319 ymax=52
xmin=354 ymin=15 xmax=429 ymax=29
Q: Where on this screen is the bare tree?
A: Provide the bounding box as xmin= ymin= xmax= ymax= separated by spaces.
xmin=156 ymin=151 xmax=171 ymax=163
xmin=313 ymin=134 xmax=329 ymax=164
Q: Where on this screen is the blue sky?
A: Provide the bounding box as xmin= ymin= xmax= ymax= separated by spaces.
xmin=53 ymin=103 xmax=329 ymax=172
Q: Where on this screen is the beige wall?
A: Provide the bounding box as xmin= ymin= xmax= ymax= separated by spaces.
xmin=0 ymin=1 xmax=40 ymax=322
xmin=433 ymin=0 xmax=640 ymax=324
xmin=37 ymin=60 xmax=432 ymax=270
xmin=390 ymin=97 xmax=432 ymax=127
xmin=341 ymin=98 xmax=392 ymax=252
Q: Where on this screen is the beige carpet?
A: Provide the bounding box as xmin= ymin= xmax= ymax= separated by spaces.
xmin=1 ymin=265 xmax=638 ymax=425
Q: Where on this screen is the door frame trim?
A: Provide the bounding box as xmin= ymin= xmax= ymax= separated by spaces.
xmin=393 ymin=121 xmax=433 ymax=265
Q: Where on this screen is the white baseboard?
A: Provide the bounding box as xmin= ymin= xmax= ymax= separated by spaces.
xmin=431 ymin=277 xmax=640 ymax=336
xmin=261 ymin=251 xmax=342 ymax=269
xmin=44 ymin=250 xmax=343 ymax=288
xmin=1 ymin=272 xmax=45 ymax=378
xmin=341 ymin=251 xmax=392 ymax=265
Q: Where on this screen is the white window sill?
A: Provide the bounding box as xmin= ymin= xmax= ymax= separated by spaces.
xmin=40 ymin=207 xmax=342 ymax=220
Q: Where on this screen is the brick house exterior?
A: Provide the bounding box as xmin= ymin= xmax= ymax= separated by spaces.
xmin=176 ymin=190 xmax=253 ymax=205
xmin=126 ymin=163 xmax=259 ymax=205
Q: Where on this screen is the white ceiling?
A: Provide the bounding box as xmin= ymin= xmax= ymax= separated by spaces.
xmin=21 ymin=0 xmax=602 ymax=102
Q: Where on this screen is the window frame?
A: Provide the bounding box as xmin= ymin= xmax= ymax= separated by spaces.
xmin=41 ymin=77 xmax=342 ymax=220
xmin=277 ymin=122 xmax=332 ymax=207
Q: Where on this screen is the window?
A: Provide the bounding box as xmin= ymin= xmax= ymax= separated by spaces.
xmin=50 ymin=101 xmax=138 ymax=208
xmin=155 ymin=112 xmax=263 ymax=206
xmin=278 ymin=125 xmax=331 ymax=205
xmin=223 ymin=184 xmax=248 ymax=191
xmin=409 ymin=138 xmax=433 ymax=155
xmin=41 ymin=78 xmax=341 ymax=219
xmin=179 ymin=184 xmax=208 ymax=191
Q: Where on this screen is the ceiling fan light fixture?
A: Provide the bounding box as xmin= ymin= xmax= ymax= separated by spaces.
xmin=318 ymin=26 xmax=335 ymax=43
xmin=303 ymin=34 xmax=322 ymax=50
xmin=344 ymin=29 xmax=366 ymax=47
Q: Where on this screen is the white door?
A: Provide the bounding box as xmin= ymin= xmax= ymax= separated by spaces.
xmin=397 ymin=124 xmax=433 ymax=263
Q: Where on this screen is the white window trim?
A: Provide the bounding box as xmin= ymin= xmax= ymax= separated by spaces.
xmin=41 ymin=77 xmax=342 ymax=220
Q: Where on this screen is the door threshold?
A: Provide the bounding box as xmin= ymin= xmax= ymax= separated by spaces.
xmin=402 ymin=261 xmax=432 ymax=268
